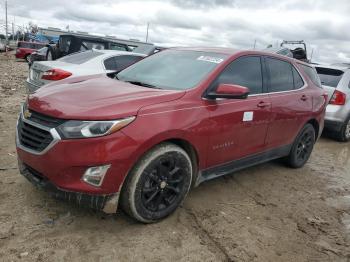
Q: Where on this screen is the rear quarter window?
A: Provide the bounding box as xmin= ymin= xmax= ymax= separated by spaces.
xmin=315 ymin=67 xmax=344 ymax=88
xmin=299 ymin=64 xmax=322 ymax=88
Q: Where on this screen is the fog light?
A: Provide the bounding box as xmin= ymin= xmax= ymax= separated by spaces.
xmin=82 ymin=165 xmax=110 ymax=187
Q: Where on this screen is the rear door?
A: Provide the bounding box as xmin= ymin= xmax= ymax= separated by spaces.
xmin=264 ymin=57 xmax=313 ymax=149
xmin=206 ymin=56 xmax=272 ymax=167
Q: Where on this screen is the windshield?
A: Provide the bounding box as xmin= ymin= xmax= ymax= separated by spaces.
xmin=316 ymin=67 xmax=344 ymax=88
xmin=117 ymin=50 xmax=228 ymax=90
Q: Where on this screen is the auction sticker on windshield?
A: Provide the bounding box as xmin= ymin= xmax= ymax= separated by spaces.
xmin=197 ymin=56 xmax=224 ymax=64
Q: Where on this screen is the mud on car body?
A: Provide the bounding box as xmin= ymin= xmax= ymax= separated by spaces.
xmin=16 ymin=47 xmax=327 ymax=223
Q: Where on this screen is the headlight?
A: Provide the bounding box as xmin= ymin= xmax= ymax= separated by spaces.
xmin=56 ymin=117 xmax=135 ymax=139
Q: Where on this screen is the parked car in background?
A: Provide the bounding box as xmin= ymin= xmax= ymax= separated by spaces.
xmin=315 ymin=64 xmax=350 ymax=141
xmin=28 ymin=47 xmax=48 ymax=67
xmin=15 ymin=41 xmax=46 ymax=62
xmin=281 ymin=40 xmax=309 ymax=63
xmin=44 ymin=34 xmax=157 ymax=61
xmin=17 ymin=48 xmax=326 ymax=223
xmin=0 ymin=41 xmax=6 ymax=52
xmin=26 ymin=49 xmax=146 ymax=93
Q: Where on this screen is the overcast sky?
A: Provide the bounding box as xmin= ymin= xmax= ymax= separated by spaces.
xmin=0 ymin=0 xmax=349 ymax=63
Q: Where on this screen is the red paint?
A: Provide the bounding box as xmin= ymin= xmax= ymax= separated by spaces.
xmin=18 ymin=49 xmax=326 ymax=196
xmin=15 ymin=41 xmax=46 ymax=60
xmin=216 ymin=83 xmax=249 ymax=96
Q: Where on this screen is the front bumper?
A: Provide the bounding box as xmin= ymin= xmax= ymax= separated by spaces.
xmin=18 ymin=160 xmax=116 ymax=211
xmin=15 ymin=106 xmax=139 ymax=212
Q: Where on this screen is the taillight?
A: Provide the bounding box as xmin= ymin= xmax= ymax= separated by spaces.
xmin=41 ymin=69 xmax=72 ymax=81
xmin=329 ymin=90 xmax=346 ymax=105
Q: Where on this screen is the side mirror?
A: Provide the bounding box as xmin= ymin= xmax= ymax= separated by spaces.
xmin=207 ymin=84 xmax=250 ymax=99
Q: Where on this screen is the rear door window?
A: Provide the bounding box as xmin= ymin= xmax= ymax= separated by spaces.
xmin=213 ymin=56 xmax=263 ymax=95
xmin=315 ymin=67 xmax=344 ymax=88
xmin=266 ymin=57 xmax=294 ymax=92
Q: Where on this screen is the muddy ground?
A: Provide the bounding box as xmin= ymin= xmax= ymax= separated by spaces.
xmin=0 ymin=52 xmax=349 ymax=262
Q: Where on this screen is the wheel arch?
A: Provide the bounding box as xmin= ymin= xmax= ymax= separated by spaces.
xmin=306 ymin=118 xmax=320 ymax=139
xmin=112 ymin=135 xmax=201 ymax=213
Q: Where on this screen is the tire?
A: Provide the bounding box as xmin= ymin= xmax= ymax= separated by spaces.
xmin=334 ymin=117 xmax=350 ymax=142
xmin=285 ymin=123 xmax=315 ymax=168
xmin=121 ymin=143 xmax=192 ymax=223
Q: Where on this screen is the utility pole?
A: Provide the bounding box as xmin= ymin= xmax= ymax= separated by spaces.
xmin=145 ymin=22 xmax=149 ymax=43
xmin=5 ymin=0 xmax=8 ymax=44
xmin=253 ymin=39 xmax=257 ymax=49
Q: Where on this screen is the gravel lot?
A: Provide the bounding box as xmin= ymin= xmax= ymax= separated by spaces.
xmin=0 ymin=52 xmax=349 ymax=261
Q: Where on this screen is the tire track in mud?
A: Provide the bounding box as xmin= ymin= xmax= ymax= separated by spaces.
xmin=181 ymin=206 xmax=235 ymax=262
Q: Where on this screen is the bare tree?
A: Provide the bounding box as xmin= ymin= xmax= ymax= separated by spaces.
xmin=28 ymin=21 xmax=38 ymax=34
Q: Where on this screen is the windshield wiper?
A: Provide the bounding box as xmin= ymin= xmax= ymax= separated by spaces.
xmin=125 ymin=80 xmax=162 ymax=89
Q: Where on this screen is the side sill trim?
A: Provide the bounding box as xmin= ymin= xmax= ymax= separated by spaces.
xmin=195 ymin=144 xmax=292 ymax=186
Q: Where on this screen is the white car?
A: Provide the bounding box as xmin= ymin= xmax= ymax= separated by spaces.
xmin=26 ymin=49 xmax=146 ymax=93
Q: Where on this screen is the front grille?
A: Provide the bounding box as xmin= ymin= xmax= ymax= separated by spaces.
xmin=18 ymin=117 xmax=53 ymax=152
xmin=27 ymin=110 xmax=65 ymax=128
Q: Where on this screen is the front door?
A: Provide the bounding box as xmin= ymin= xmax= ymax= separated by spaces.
xmin=205 ymin=56 xmax=272 ymax=168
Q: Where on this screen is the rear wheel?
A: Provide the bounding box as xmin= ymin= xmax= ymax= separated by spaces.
xmin=286 ymin=124 xmax=315 ymax=168
xmin=334 ymin=117 xmax=350 ymax=142
xmin=121 ymin=143 xmax=192 ymax=223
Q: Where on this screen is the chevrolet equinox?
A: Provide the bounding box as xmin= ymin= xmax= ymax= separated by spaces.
xmin=16 ymin=48 xmax=327 ymax=223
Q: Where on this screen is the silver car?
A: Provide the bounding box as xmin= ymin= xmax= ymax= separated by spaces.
xmin=315 ymin=65 xmax=350 ymax=141
xmin=26 ymin=49 xmax=146 ymax=93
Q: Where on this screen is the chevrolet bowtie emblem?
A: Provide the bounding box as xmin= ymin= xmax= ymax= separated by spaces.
xmin=24 ymin=110 xmax=32 ymax=119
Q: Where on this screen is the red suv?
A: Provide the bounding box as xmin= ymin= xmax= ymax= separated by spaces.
xmin=15 ymin=41 xmax=46 ymax=62
xmin=16 ymin=48 xmax=327 ymax=223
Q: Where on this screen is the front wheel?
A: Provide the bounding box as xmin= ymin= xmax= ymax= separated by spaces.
xmin=120 ymin=143 xmax=192 ymax=223
xmin=285 ymin=123 xmax=315 ymax=168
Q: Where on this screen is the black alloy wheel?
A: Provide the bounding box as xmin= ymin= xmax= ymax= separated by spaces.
xmin=141 ymin=155 xmax=186 ymax=213
xmin=121 ymin=143 xmax=192 ymax=223
xmin=286 ymin=123 xmax=315 ymax=168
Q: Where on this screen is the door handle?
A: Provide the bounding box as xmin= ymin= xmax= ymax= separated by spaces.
xmin=257 ymin=101 xmax=271 ymax=108
xmin=301 ymin=95 xmax=308 ymax=101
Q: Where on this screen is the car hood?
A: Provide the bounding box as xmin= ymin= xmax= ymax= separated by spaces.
xmin=28 ymin=77 xmax=186 ymax=120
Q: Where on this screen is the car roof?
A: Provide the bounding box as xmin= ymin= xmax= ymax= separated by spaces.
xmin=170 ymin=46 xmax=309 ymax=65
xmin=171 ymin=46 xmax=238 ymax=55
